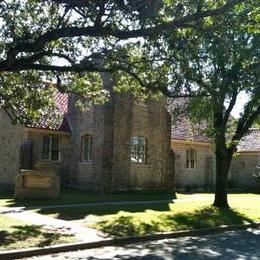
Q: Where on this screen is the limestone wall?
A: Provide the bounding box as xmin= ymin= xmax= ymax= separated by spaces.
xmin=171 ymin=140 xmax=215 ymax=190
xmin=113 ymin=95 xmax=173 ymax=191
xmin=25 ymin=129 xmax=72 ymax=187
xmin=67 ymin=95 xmax=105 ymax=190
xmin=230 ymin=152 xmax=260 ymax=189
xmin=0 ymin=110 xmax=24 ymax=187
xmin=67 ymin=93 xmax=173 ymax=192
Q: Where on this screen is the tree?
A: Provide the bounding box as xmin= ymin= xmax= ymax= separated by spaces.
xmin=0 ymin=0 xmax=244 ymax=122
xmin=154 ymin=0 xmax=259 ymax=207
xmin=0 ymin=1 xmax=258 ymax=205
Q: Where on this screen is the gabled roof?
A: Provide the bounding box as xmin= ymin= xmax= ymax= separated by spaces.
xmin=28 ymin=92 xmax=71 ymax=132
xmin=237 ymin=129 xmax=260 ymax=153
xmin=171 ymin=119 xmax=213 ymax=143
xmin=169 ymin=98 xmax=213 ymax=143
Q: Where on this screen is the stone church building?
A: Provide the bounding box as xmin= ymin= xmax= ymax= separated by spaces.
xmin=0 ymin=78 xmax=173 ymax=192
xmin=0 ymin=77 xmax=259 ymax=192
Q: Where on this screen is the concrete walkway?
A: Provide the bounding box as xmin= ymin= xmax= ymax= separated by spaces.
xmin=0 ymin=207 xmax=108 ymax=243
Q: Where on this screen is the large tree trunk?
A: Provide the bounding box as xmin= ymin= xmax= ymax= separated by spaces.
xmin=213 ymin=146 xmax=232 ymax=208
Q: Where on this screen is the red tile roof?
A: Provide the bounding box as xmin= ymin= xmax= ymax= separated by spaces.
xmin=238 ymin=129 xmax=260 ymax=153
xmin=171 ymin=119 xmax=213 ymax=143
xmin=28 ymin=92 xmax=71 ymax=132
xmin=169 ymin=98 xmax=213 ymax=143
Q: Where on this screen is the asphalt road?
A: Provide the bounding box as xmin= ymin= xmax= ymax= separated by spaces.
xmin=26 ymin=228 xmax=260 ymax=260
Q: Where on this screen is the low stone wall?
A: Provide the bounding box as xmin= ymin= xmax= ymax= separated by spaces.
xmin=15 ymin=170 xmax=60 ymax=199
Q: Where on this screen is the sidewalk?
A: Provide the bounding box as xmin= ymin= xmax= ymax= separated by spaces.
xmin=0 ymin=208 xmax=108 ymax=243
xmin=0 ymin=197 xmax=207 ymax=244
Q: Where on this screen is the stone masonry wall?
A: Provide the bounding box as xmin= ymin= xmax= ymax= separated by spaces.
xmin=67 ymin=93 xmax=173 ymax=192
xmin=0 ymin=109 xmax=24 ymax=187
xmin=25 ymin=130 xmax=71 ymax=177
xmin=67 ymin=95 xmax=104 ymax=191
xmin=171 ymin=140 xmax=215 ymax=190
xmin=230 ymin=152 xmax=260 ymax=189
xmin=113 ymin=95 xmax=174 ymax=191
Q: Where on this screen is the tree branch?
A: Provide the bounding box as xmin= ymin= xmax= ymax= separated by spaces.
xmin=8 ymin=0 xmax=243 ymax=55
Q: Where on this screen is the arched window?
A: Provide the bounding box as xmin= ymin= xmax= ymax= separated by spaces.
xmin=81 ymin=135 xmax=93 ymax=161
xmin=186 ymin=148 xmax=196 ymax=169
xmin=130 ymin=136 xmax=147 ymax=164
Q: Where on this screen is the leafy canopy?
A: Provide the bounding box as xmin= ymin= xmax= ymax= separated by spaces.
xmin=0 ymin=0 xmax=245 ymax=122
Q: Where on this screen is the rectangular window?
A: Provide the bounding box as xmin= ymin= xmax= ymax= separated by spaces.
xmin=130 ymin=136 xmax=147 ymax=164
xmin=186 ymin=148 xmax=196 ymax=169
xmin=82 ymin=135 xmax=93 ymax=161
xmin=42 ymin=136 xmax=60 ymax=161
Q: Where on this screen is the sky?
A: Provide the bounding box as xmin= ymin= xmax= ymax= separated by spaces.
xmin=230 ymin=91 xmax=249 ymax=118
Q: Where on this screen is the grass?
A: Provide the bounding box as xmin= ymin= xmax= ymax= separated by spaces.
xmin=0 ymin=215 xmax=76 ymax=251
xmin=34 ymin=194 xmax=260 ymax=237
xmin=0 ymin=189 xmax=175 ymax=208
xmin=91 ymin=197 xmax=260 ymax=237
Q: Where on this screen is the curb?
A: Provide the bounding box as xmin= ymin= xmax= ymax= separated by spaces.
xmin=1 ymin=222 xmax=259 ymax=260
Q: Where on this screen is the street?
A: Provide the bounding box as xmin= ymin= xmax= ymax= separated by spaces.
xmin=26 ymin=228 xmax=260 ymax=260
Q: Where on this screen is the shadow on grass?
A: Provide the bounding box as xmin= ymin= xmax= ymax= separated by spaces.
xmin=0 ymin=189 xmax=175 ymax=208
xmin=0 ymin=225 xmax=72 ymax=249
xmin=96 ymin=206 xmax=256 ymax=237
xmin=37 ymin=203 xmax=171 ymax=221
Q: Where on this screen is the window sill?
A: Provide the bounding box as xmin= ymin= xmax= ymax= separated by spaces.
xmin=185 ymin=168 xmax=196 ymax=171
xmin=131 ymin=163 xmax=149 ymax=166
xmin=40 ymin=160 xmax=61 ymax=163
xmin=79 ymin=161 xmax=93 ymax=165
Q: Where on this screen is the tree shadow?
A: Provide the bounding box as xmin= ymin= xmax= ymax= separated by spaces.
xmin=162 ymin=206 xmax=255 ymax=229
xmin=37 ymin=203 xmax=170 ymax=221
xmin=0 ymin=189 xmax=176 ymax=208
xmin=96 ymin=206 xmax=256 ymax=237
xmin=0 ymin=225 xmax=73 ymax=249
xmin=69 ymin=228 xmax=260 ymax=260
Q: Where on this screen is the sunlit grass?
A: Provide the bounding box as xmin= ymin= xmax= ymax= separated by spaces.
xmin=87 ymin=195 xmax=260 ymax=237
xmin=31 ymin=193 xmax=260 ymax=237
xmin=0 ymin=215 xmax=76 ymax=250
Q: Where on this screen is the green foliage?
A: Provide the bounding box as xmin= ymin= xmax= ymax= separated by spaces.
xmin=0 ymin=71 xmax=57 ymax=124
xmin=164 ymin=1 xmax=259 ymax=144
xmin=0 ymin=0 xmax=246 ymax=123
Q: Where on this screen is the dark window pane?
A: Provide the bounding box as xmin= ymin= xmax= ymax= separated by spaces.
xmin=42 ymin=136 xmax=50 ymax=160
xmin=190 ymin=160 xmax=195 ymax=168
xmin=52 ymin=137 xmax=59 ymax=151
xmin=186 ymin=160 xmax=190 ymax=168
xmin=51 ymin=151 xmax=59 ymax=161
xmin=51 ymin=136 xmax=60 ymax=161
xmin=186 ymin=149 xmax=196 ymax=169
xmin=82 ymin=135 xmax=93 ymax=161
xmin=130 ymin=136 xmax=147 ymax=164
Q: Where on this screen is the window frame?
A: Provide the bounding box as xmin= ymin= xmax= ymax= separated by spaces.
xmin=130 ymin=136 xmax=147 ymax=164
xmin=81 ymin=135 xmax=93 ymax=162
xmin=42 ymin=135 xmax=60 ymax=161
xmin=186 ymin=148 xmax=196 ymax=169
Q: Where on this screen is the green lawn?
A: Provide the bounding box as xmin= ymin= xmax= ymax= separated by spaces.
xmin=0 ymin=189 xmax=175 ymax=208
xmin=34 ymin=194 xmax=260 ymax=237
xmin=0 ymin=215 xmax=75 ymax=251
